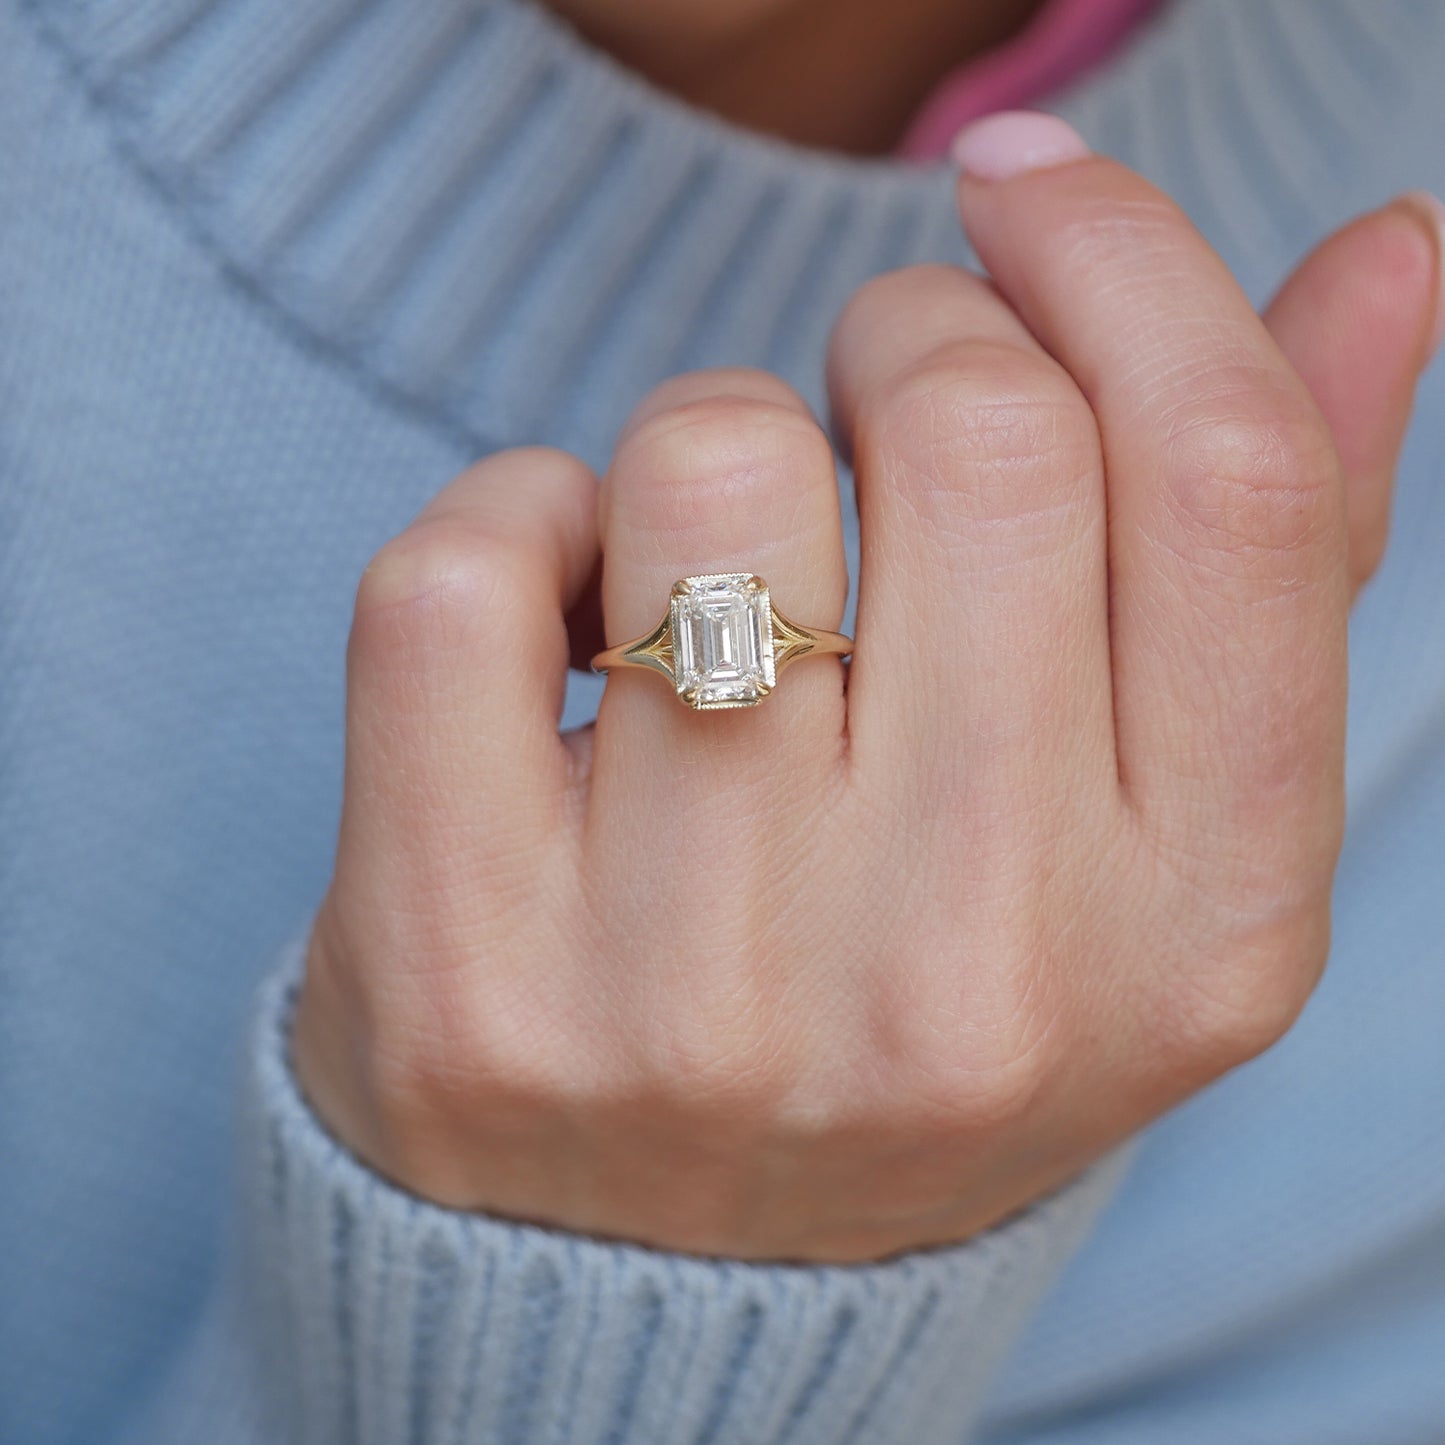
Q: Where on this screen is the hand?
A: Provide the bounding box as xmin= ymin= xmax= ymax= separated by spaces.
xmin=294 ymin=133 xmax=1442 ymax=1263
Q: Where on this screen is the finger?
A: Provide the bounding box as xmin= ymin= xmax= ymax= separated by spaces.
xmin=338 ymin=448 xmax=599 ymax=906
xmin=827 ymin=264 xmax=1116 ymax=811
xmin=590 ymin=369 xmax=849 ymax=811
xmin=1263 ymin=192 xmax=1445 ymax=597
xmin=955 ymin=115 xmax=1349 ymax=864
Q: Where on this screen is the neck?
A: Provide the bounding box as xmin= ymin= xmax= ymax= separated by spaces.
xmin=547 ymin=0 xmax=1048 ymax=154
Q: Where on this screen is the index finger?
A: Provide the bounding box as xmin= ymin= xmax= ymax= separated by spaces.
xmin=955 ymin=115 xmax=1348 ymax=883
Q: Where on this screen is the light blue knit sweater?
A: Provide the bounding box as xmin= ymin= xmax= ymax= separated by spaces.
xmin=3 ymin=1 xmax=1444 ymax=1441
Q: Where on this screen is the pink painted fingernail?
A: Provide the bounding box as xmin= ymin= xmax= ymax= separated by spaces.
xmin=950 ymin=111 xmax=1092 ymax=181
xmin=1399 ymin=190 xmax=1445 ymax=358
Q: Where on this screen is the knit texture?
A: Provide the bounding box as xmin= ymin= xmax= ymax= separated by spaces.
xmin=115 ymin=945 xmax=1132 ymax=1445
xmin=4 ymin=1 xmax=1445 ymax=1442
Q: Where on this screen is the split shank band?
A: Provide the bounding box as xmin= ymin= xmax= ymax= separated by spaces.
xmin=590 ymin=572 xmax=853 ymax=711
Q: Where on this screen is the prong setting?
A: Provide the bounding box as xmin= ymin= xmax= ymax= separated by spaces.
xmin=670 ymin=573 xmax=776 ymax=709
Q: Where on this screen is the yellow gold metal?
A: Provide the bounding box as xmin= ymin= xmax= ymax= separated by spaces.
xmin=590 ymin=572 xmax=852 ymax=711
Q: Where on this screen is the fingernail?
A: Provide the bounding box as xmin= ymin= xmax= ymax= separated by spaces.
xmin=950 ymin=110 xmax=1092 ymax=181
xmin=1397 ymin=190 xmax=1445 ymax=358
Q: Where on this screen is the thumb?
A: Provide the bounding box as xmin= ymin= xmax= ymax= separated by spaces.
xmin=1263 ymin=192 xmax=1444 ymax=599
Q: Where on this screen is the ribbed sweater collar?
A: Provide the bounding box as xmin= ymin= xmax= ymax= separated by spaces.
xmin=31 ymin=0 xmax=1440 ymax=465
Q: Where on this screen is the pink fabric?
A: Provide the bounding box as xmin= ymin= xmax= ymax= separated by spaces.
xmin=899 ymin=0 xmax=1165 ymax=160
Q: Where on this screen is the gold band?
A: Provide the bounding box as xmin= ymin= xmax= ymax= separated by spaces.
xmin=590 ymin=573 xmax=852 ymax=710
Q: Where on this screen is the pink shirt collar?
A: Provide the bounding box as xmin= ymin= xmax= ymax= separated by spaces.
xmin=899 ymin=0 xmax=1165 ymax=160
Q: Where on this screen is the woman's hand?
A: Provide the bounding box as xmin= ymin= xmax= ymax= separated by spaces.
xmin=294 ymin=127 xmax=1442 ymax=1263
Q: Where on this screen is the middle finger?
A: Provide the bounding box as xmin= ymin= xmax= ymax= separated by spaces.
xmin=828 ymin=264 xmax=1117 ymax=817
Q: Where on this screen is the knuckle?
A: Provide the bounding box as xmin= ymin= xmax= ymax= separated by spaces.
xmin=836 ymin=263 xmax=959 ymax=334
xmin=371 ymin=995 xmax=580 ymax=1205
xmin=459 ymin=444 xmax=592 ymax=494
xmin=865 ymin=343 xmax=1096 ymax=530
xmin=641 ymin=978 xmax=799 ymax=1120
xmin=456 ymin=445 xmax=598 ymax=524
xmin=377 ymin=975 xmax=579 ymax=1125
xmin=1160 ymin=381 xmax=1340 ymax=563
xmin=1158 ymin=909 xmax=1329 ymax=1076
xmin=352 ymin=519 xmax=530 ymax=654
xmin=943 ymin=1044 xmax=1050 ymax=1132
xmin=924 ymin=1038 xmax=1051 ymax=1135
xmin=881 ymin=947 xmax=1057 ymax=1131
xmin=632 ymin=366 xmax=810 ymax=419
xmin=613 ymin=396 xmax=831 ymax=537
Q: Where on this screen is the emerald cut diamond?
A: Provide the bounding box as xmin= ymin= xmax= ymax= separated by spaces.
xmin=671 ymin=573 xmax=776 ymax=709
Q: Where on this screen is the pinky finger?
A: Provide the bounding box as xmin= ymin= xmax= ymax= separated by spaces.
xmin=1263 ymin=193 xmax=1445 ymax=598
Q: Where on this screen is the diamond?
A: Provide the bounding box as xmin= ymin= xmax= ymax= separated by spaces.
xmin=670 ymin=574 xmax=776 ymax=709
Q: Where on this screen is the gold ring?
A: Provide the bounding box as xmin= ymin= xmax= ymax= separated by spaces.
xmin=590 ymin=573 xmax=853 ymax=710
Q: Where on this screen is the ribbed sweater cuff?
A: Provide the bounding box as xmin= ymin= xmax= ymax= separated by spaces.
xmin=236 ymin=941 xmax=1136 ymax=1444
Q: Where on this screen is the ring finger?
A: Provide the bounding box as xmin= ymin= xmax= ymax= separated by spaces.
xmin=588 ymin=369 xmax=851 ymax=825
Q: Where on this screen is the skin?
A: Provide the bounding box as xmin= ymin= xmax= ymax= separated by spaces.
xmin=293 ymin=4 xmax=1444 ymax=1262
xmin=546 ymin=0 xmax=1048 ymax=153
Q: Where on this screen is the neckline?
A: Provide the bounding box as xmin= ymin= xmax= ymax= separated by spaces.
xmin=29 ymin=0 xmax=1410 ymax=466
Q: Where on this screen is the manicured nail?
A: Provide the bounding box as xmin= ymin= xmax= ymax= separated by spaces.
xmin=1398 ymin=190 xmax=1445 ymax=358
xmin=950 ymin=111 xmax=1092 ymax=181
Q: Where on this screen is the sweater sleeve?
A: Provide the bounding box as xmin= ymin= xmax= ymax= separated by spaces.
xmin=120 ymin=940 xmax=1138 ymax=1445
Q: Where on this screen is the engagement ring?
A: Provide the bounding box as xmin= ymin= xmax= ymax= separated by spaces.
xmin=590 ymin=573 xmax=853 ymax=710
